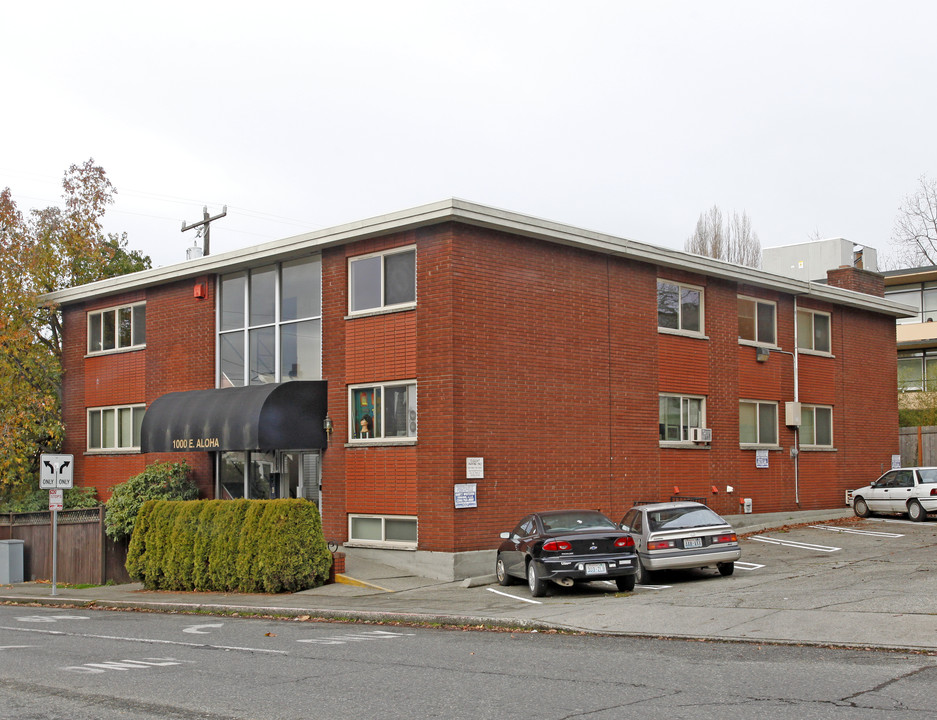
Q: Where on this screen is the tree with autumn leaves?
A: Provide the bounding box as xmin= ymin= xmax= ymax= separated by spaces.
xmin=0 ymin=160 xmax=150 ymax=504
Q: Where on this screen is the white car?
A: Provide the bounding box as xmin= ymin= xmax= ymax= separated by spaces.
xmin=849 ymin=467 xmax=937 ymax=522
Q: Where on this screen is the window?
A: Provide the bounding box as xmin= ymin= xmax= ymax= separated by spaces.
xmin=898 ymin=350 xmax=937 ymax=392
xmin=349 ymin=382 xmax=417 ymax=441
xmin=797 ymin=309 xmax=831 ymax=353
xmin=87 ymin=404 xmax=145 ymax=451
xmin=88 ymin=303 xmax=145 ymax=353
xmin=218 ymin=257 xmax=322 ymax=388
xmin=885 ymin=282 xmax=937 ymax=325
xmin=739 ymin=400 xmax=778 ymax=446
xmin=348 ymin=514 xmax=417 ymax=547
xmin=657 ymin=280 xmax=703 ymax=334
xmin=738 ymin=297 xmax=776 ymax=345
xmin=800 ymin=405 xmax=833 ymax=447
xmin=349 ymin=246 xmax=416 ymax=314
xmin=659 ymin=394 xmax=705 ymax=442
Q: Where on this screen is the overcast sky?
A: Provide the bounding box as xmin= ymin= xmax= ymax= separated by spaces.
xmin=2 ymin=1 xmax=935 ymax=269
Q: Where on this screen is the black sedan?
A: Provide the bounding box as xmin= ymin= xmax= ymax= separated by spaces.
xmin=495 ymin=510 xmax=637 ymax=597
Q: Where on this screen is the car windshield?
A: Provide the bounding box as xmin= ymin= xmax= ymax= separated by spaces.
xmin=540 ymin=511 xmax=616 ymax=533
xmin=918 ymin=469 xmax=937 ymax=484
xmin=646 ymin=506 xmax=726 ymax=532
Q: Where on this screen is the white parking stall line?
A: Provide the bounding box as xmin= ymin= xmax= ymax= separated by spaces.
xmin=486 ymin=588 xmax=543 ymax=604
xmin=870 ymin=518 xmax=923 ymax=526
xmin=809 ymin=524 xmax=903 ymax=538
xmin=734 ymin=561 xmax=764 ymax=570
xmin=749 ymin=535 xmax=840 ymax=552
xmin=636 ymin=584 xmax=672 ymax=590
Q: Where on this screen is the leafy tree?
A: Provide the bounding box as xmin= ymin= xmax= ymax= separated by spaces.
xmin=105 ymin=461 xmax=198 ymax=542
xmin=685 ymin=205 xmax=762 ymax=268
xmin=0 ymin=160 xmax=151 ymax=498
xmin=891 ymin=174 xmax=937 ymax=267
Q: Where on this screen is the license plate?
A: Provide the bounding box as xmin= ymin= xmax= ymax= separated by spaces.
xmin=585 ymin=563 xmax=606 ymax=575
xmin=684 ymin=537 xmax=703 ymax=549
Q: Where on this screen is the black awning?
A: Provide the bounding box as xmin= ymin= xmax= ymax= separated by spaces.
xmin=140 ymin=381 xmax=328 ymax=453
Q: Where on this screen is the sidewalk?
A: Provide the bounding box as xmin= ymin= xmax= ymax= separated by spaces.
xmin=8 ymin=507 xmax=931 ymax=652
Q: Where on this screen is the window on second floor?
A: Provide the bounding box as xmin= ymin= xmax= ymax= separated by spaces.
xmin=885 ymin=282 xmax=937 ymax=325
xmin=739 ymin=400 xmax=778 ymax=446
xmin=659 ymin=394 xmax=705 ymax=443
xmin=88 ymin=303 xmax=146 ymax=354
xmin=738 ymin=296 xmax=776 ymax=345
xmin=349 ymin=247 xmax=416 ymax=314
xmin=88 ymin=404 xmax=145 ymax=451
xmin=898 ymin=351 xmax=937 ymax=392
xmin=797 ymin=309 xmax=831 ymax=353
xmin=800 ymin=405 xmax=833 ymax=447
xmin=349 ymin=381 xmax=417 ymax=442
xmin=657 ymin=280 xmax=703 ymax=334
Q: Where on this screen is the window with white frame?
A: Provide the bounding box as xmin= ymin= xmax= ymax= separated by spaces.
xmin=349 ymin=246 xmax=416 ymax=314
xmin=88 ymin=404 xmax=145 ymax=451
xmin=800 ymin=405 xmax=833 ymax=447
xmin=739 ymin=400 xmax=778 ymax=446
xmin=659 ymin=394 xmax=705 ymax=442
xmin=348 ymin=514 xmax=418 ymax=547
xmin=349 ymin=382 xmax=417 ymax=441
xmin=797 ymin=309 xmax=831 ymax=353
xmin=88 ymin=303 xmax=146 ymax=354
xmin=218 ymin=256 xmax=322 ymax=388
xmin=738 ymin=296 xmax=776 ymax=345
xmin=898 ymin=350 xmax=937 ymax=392
xmin=657 ymin=280 xmax=703 ymax=334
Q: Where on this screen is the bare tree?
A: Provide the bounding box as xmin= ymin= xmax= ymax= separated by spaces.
xmin=685 ymin=205 xmax=761 ymax=268
xmin=891 ymin=175 xmax=937 ymax=267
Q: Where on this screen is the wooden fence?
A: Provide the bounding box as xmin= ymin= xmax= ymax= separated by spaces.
xmin=899 ymin=426 xmax=937 ymax=467
xmin=0 ymin=507 xmax=130 ymax=585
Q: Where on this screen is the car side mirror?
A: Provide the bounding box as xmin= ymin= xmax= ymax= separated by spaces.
xmin=499 ymin=531 xmax=511 ymax=539
xmin=870 ymin=481 xmax=879 ymax=488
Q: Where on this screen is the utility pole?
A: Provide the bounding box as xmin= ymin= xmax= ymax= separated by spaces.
xmin=182 ymin=205 xmax=227 ymax=257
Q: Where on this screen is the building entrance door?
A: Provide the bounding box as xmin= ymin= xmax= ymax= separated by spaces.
xmin=277 ymin=451 xmax=321 ymax=510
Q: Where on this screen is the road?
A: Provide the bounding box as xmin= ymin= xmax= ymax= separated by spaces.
xmin=1 ymin=604 xmax=936 ymax=719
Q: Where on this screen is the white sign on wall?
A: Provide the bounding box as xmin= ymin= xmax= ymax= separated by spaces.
xmin=892 ymin=454 xmax=902 ymax=470
xmin=755 ymin=450 xmax=769 ymax=469
xmin=466 ymin=457 xmax=484 ymax=479
xmin=454 ymin=483 xmax=477 ymax=508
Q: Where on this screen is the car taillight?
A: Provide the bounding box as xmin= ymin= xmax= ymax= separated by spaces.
xmin=647 ymin=540 xmax=675 ymax=550
xmin=542 ymin=540 xmax=572 ymax=551
xmin=614 ymin=536 xmax=635 ymax=548
xmin=931 ymin=488 xmax=937 ymax=496
xmin=713 ymin=533 xmax=738 ymax=544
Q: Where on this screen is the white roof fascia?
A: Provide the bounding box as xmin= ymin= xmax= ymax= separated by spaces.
xmin=41 ymin=198 xmax=915 ymax=319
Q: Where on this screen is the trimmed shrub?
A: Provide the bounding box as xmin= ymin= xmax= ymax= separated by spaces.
xmin=105 ymin=461 xmax=197 ymax=542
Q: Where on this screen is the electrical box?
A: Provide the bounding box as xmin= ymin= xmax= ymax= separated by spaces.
xmin=785 ymin=401 xmax=802 ymax=427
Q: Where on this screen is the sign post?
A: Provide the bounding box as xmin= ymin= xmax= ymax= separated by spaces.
xmin=40 ymin=454 xmax=73 ymax=597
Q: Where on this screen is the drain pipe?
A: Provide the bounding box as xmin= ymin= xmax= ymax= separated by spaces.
xmin=770 ymin=298 xmax=800 ymax=506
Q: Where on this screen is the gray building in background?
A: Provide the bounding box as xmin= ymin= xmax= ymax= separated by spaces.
xmin=762 ymin=237 xmax=878 ymax=282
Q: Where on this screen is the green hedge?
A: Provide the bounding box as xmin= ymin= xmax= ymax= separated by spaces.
xmin=126 ymin=498 xmax=332 ymax=593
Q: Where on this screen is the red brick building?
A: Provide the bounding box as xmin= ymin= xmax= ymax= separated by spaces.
xmin=45 ymin=200 xmax=908 ymax=579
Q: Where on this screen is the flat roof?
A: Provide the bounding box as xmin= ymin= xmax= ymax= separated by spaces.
xmin=42 ymin=198 xmax=915 ymax=318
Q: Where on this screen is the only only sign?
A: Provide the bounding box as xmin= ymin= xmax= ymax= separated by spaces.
xmin=40 ymin=453 xmax=74 ymax=489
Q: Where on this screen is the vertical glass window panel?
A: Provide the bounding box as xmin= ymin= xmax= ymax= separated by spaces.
xmin=738 ymin=299 xmax=755 ymax=341
xmin=385 ymin=384 xmax=415 ymax=437
xmin=133 ymin=305 xmax=146 ymax=346
xmin=797 ymin=311 xmax=812 ymax=349
xmin=385 ymin=518 xmax=417 ymax=543
xmin=221 ymin=274 xmax=246 ymax=331
xmin=815 ymin=407 xmax=833 ymax=446
xmin=925 ymin=357 xmax=937 ymax=392
xmin=888 ymin=287 xmax=923 ymax=324
xmin=659 ymin=396 xmax=681 ymax=441
xmin=686 ymin=398 xmax=702 ymax=434
xmin=350 ymin=255 xmax=382 ymax=312
xmin=89 ymin=410 xmax=102 ymax=449
xmin=384 ymin=249 xmax=416 ymax=306
xmin=249 ymin=451 xmax=276 ymax=499
xmin=281 ymin=319 xmax=321 ymax=381
xmin=102 ymin=409 xmax=116 ymax=448
xmin=924 ymin=286 xmax=937 ymax=323
xmin=758 ymin=403 xmax=777 ymax=444
xmin=102 ymin=310 xmax=116 ymax=350
xmin=351 ymin=516 xmax=384 ymax=541
xmin=249 ymin=265 xmax=277 ymax=327
xmin=118 ymin=407 xmax=133 ymax=447
xmin=220 ymin=451 xmax=245 ymax=499
xmin=220 ymin=331 xmax=245 ymax=388
xmin=657 ymin=282 xmax=679 ymax=330
xmin=813 ymin=313 xmax=830 ymax=352
xmin=132 ymin=407 xmax=145 ymax=447
xmin=249 ymin=326 xmax=276 ymax=385
xmin=281 ymin=257 xmax=321 ymax=321
xmin=118 ymin=307 xmax=132 ymax=348
xmin=739 ymin=403 xmax=757 ymax=444
xmin=352 ymin=387 xmax=381 ymax=438
xmin=898 ymin=356 xmax=924 ymax=392
xmin=680 ymin=287 xmax=701 ymax=332
xmin=757 ymin=303 xmax=775 ymax=344
xmin=89 ymin=313 xmax=102 ymax=352
xmin=801 ymin=408 xmax=816 ymax=445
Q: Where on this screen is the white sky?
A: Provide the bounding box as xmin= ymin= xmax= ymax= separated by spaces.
xmin=2 ymin=1 xmax=935 ymax=269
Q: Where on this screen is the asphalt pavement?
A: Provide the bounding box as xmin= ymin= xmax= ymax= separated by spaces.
xmin=4 ymin=507 xmax=935 ymax=653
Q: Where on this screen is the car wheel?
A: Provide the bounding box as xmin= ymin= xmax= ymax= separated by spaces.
xmin=527 ymin=560 xmax=547 ymax=598
xmin=496 ymin=555 xmax=515 ymax=586
xmin=853 ymin=496 xmax=871 ymax=518
xmin=909 ymin=501 xmax=927 ymax=522
xmin=615 ymin=574 xmax=636 ymax=592
xmin=634 ymin=557 xmax=651 ymax=585
xmin=717 ymin=561 xmax=735 ymax=577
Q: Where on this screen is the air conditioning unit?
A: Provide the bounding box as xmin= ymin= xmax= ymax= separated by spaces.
xmin=690 ymin=427 xmax=712 ymax=443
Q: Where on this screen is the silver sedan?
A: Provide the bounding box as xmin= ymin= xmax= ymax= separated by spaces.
xmin=619 ymin=501 xmax=741 ymax=584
